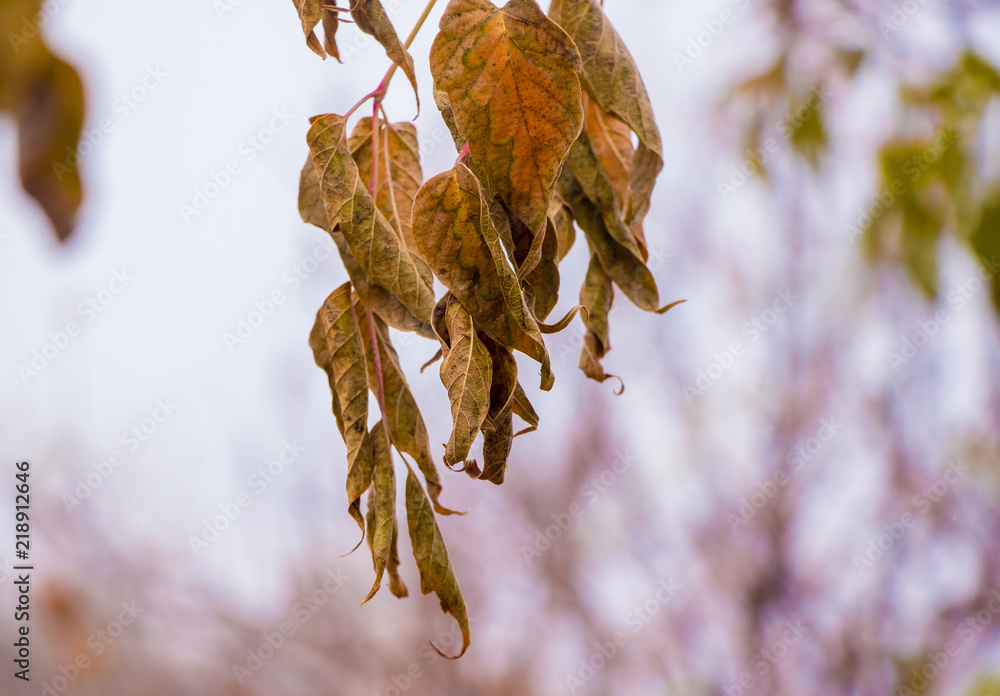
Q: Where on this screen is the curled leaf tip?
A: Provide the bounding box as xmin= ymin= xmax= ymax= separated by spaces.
xmin=462 ymin=460 xmax=483 ymax=479
xmin=539 ymin=304 xmax=588 ymax=334
xmin=610 ymin=375 xmax=625 ymax=395
xmin=656 ymin=299 xmax=686 ymax=314
xmin=342 ymin=530 xmax=366 ymax=557
xmin=429 ymin=637 xmax=468 ymax=660
xmin=444 ymin=458 xmax=473 ymax=473
xmin=420 ymin=348 xmax=443 ymax=373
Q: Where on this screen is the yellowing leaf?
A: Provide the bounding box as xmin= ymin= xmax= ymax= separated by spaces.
xmin=430 ymin=0 xmax=584 ymax=235
xmin=362 ymin=422 xmax=396 ymax=604
xmin=311 ymin=283 xmax=373 ymax=536
xmin=351 ymin=0 xmax=420 ymax=106
xmin=404 ymin=463 xmax=470 ymax=658
xmin=298 ymin=160 xmax=435 ymax=338
xmin=566 ymin=127 xmax=645 ymax=262
xmin=307 ymin=114 xmax=435 ymax=325
xmin=584 ymin=98 xmax=634 ymax=219
xmin=412 ymin=163 xmax=554 ymax=389
xmin=1 ymin=0 xmax=86 ymax=242
xmin=439 ymin=296 xmax=493 ymax=466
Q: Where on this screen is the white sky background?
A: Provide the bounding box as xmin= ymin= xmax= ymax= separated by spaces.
xmin=2 ymin=0 xmax=1000 ymax=641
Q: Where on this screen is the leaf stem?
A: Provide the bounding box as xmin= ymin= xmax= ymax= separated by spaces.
xmin=370 ymin=103 xmax=380 ymax=196
xmin=344 ymin=0 xmax=440 ymax=120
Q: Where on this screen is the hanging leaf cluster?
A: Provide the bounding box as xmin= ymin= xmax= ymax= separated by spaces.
xmin=294 ymin=0 xmax=681 ymax=656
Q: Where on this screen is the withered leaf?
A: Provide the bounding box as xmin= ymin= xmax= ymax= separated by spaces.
xmin=537 ymin=304 xmax=586 ymax=334
xmin=298 ymin=159 xmax=435 ymax=338
xmin=627 ymin=143 xmax=661 ymax=252
xmin=0 ymin=0 xmax=86 ymax=243
xmin=349 ymin=117 xmax=424 ymax=255
xmin=548 ymin=0 xmax=660 ymax=157
xmin=362 ymin=422 xmax=395 ymax=604
xmin=298 ymin=157 xmax=328 ymax=229
xmin=430 ymin=0 xmax=584 ymax=235
xmin=322 ymin=5 xmax=342 ymax=60
xmin=307 ymin=114 xmax=435 ymax=325
xmin=476 ymin=333 xmax=518 ymax=484
xmin=386 ymin=517 xmax=408 ymax=598
xmin=512 ymin=384 xmax=539 ymax=436
xmin=351 ymin=0 xmax=420 ymax=106
xmin=412 ymin=163 xmax=554 ymax=389
xmin=549 ymin=0 xmax=663 ymax=245
xmin=356 ymin=306 xmax=459 ymax=515
xmin=311 ymin=283 xmax=373 ymax=536
xmin=291 ymin=0 xmax=327 ymax=58
xmin=566 ymin=127 xmax=645 ymax=261
xmin=549 ymin=194 xmax=577 ymax=262
xmin=439 ymin=296 xmax=493 ymax=467
xmin=404 ymin=464 xmax=470 ymax=658
xmin=583 ymin=97 xmax=634 ymax=223
xmin=309 ymin=310 xmax=345 ymax=437
xmin=334 ymin=226 xmax=436 ymax=338
xmin=579 ymin=252 xmax=616 ymax=385
xmin=510 ymin=211 xmax=561 ymax=320
xmin=433 ymin=89 xmax=463 ymax=152
xmin=480 ymin=414 xmax=513 ymax=483
xmin=420 ymin=349 xmax=444 ymax=374
xmin=559 ymin=157 xmax=660 ymax=311
xmin=431 ymin=292 xmax=452 ymax=347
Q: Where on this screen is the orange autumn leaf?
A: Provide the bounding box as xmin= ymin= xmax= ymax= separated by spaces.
xmin=430 ymin=0 xmax=584 ymax=236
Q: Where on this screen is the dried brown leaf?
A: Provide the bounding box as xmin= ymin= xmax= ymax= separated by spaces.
xmin=362 ymin=422 xmax=395 ymax=604
xmin=291 ymin=0 xmax=327 ymax=57
xmin=311 ymin=283 xmax=373 ymax=536
xmin=412 ymin=163 xmax=554 ymax=389
xmin=439 ymin=296 xmax=493 ymax=467
xmin=404 ymin=464 xmax=470 ymax=658
xmin=351 ymin=0 xmax=420 ymax=106
xmin=298 ymin=159 xmax=435 ymax=338
xmin=307 ymin=114 xmax=436 ymax=325
xmin=356 ymin=307 xmax=459 ymax=515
